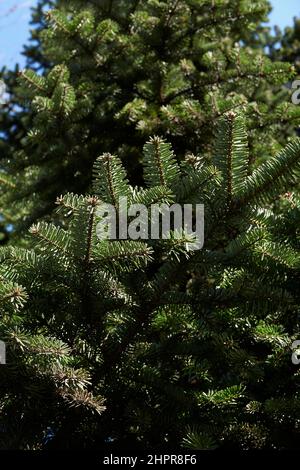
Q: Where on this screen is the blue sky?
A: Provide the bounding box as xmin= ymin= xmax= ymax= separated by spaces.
xmin=0 ymin=0 xmax=35 ymax=68
xmin=269 ymin=0 xmax=300 ymax=30
xmin=0 ymin=0 xmax=300 ymax=69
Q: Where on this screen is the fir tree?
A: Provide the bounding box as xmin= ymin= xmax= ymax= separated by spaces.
xmin=269 ymin=17 xmax=300 ymax=73
xmin=1 ymin=0 xmax=300 ymax=229
xmin=250 ymin=17 xmax=300 ymax=143
xmin=1 ymin=113 xmax=300 ymax=449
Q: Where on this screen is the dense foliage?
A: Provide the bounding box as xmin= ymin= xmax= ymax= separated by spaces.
xmin=1 ymin=0 xmax=300 ymax=228
xmin=0 ymin=0 xmax=300 ymax=450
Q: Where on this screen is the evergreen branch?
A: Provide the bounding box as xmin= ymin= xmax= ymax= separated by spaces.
xmin=93 ymin=240 xmax=153 ymax=273
xmin=19 ymin=69 xmax=47 ymax=94
xmin=235 ymin=138 xmax=300 ymax=207
xmin=93 ymin=153 xmax=131 ymax=207
xmin=84 ymin=197 xmax=98 ymax=265
xmin=29 ymin=222 xmax=72 ymax=256
xmin=0 ymin=174 xmax=16 ymax=190
xmin=59 ymin=389 xmax=106 ymax=415
xmin=213 ymin=112 xmax=249 ymax=202
xmin=55 ymin=193 xmax=86 ymax=215
xmin=143 ymin=137 xmax=180 ymax=188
